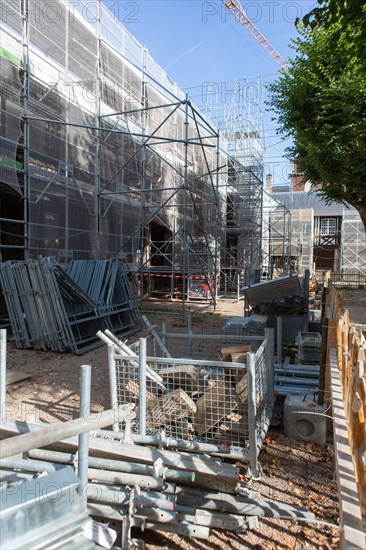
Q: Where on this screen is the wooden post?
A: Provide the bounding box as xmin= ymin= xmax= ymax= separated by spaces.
xmin=318 ymin=318 xmax=328 ymax=406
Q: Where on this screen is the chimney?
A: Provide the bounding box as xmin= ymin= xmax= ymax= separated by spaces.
xmin=291 ymin=163 xmax=305 ymax=192
xmin=266 ymin=173 xmax=273 ymax=193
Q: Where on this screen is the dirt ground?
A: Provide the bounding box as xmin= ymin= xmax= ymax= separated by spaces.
xmin=3 ymin=297 xmax=341 ymax=549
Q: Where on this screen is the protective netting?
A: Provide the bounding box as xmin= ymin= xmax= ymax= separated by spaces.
xmin=0 ymin=0 xmax=226 ymax=271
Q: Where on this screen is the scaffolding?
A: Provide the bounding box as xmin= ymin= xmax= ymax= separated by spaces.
xmin=0 ymin=1 xmax=283 ymax=313
xmin=189 ymin=77 xmax=269 ymax=288
xmin=192 ymin=77 xmax=265 ymax=176
xmin=223 ymin=158 xmax=263 ymax=288
xmin=261 ymin=191 xmax=291 ymax=278
xmin=341 ymin=207 xmax=366 ymax=273
xmin=0 ymin=0 xmax=232 ymax=308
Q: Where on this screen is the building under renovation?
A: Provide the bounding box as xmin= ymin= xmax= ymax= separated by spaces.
xmin=0 ymin=0 xmax=269 ymax=304
xmin=270 ymin=182 xmax=366 ymax=275
xmin=1 ymin=0 xmax=363 ymax=309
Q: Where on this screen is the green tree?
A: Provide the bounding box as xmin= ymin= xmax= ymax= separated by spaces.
xmin=300 ymin=0 xmax=366 ymax=58
xmin=270 ymin=8 xmax=366 ymax=230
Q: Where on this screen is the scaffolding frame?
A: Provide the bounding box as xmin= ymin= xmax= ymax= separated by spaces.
xmin=341 ymin=207 xmax=366 ymax=273
xmin=261 ymin=191 xmax=291 ymax=278
xmin=0 ymin=0 xmax=288 ymax=313
xmin=0 ymin=0 xmax=230 ymax=312
xmin=221 ymin=158 xmax=264 ymax=288
xmin=189 ymin=77 xmax=291 ymax=288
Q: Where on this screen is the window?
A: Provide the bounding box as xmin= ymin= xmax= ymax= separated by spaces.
xmin=320 ymin=218 xmax=337 ymax=236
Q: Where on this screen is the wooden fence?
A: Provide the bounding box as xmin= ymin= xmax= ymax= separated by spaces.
xmin=336 ymin=311 xmax=366 ymax=517
xmin=323 ymin=270 xmax=366 ymax=288
xmin=325 ymin=282 xmax=366 ymax=547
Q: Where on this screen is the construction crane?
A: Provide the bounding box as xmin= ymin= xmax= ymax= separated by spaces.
xmin=221 ymin=0 xmax=288 ymax=69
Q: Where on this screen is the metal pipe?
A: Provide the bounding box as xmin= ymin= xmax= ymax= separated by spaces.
xmin=103 ymin=330 xmax=165 ymax=389
xmin=87 ymin=483 xmax=128 ymax=505
xmin=136 ymin=495 xmax=176 ymax=512
xmin=0 ymin=405 xmax=133 ymax=459
xmin=176 ymin=491 xmax=314 ymax=519
xmin=107 ymin=345 xmax=119 ymax=431
xmin=276 ymin=316 xmax=283 ymax=364
xmin=94 ymin=428 xmax=231 ymax=456
xmin=135 ymin=507 xmax=177 ymax=524
xmin=162 ymin=321 xmax=168 ymax=352
xmin=28 ymin=448 xmax=195 ymax=482
xmin=24 ymin=116 xmax=216 ymax=147
xmin=0 ymin=457 xmax=58 ymax=474
xmin=87 ymin=468 xmax=164 ymax=490
xmin=139 ymin=338 xmax=147 ymax=436
xmin=142 ymin=315 xmax=172 ymax=358
xmin=88 ymin=502 xmax=179 ymax=525
xmin=87 ymin=483 xmax=176 ymax=512
xmin=147 ymin=333 xmax=263 ymax=342
xmin=99 ymin=100 xmax=181 ymax=118
xmin=142 ymin=354 xmax=248 ymax=368
xmin=1 ymin=421 xmax=236 ymax=477
xmin=139 ymin=520 xmax=210 ymax=539
xmin=0 ymin=330 xmax=6 ymax=422
xmin=187 ymin=312 xmax=193 ymax=359
xmin=78 ymin=364 xmax=91 ymax=506
xmin=181 ymin=95 xmax=189 ymax=314
xmin=247 ymin=352 xmax=259 ymax=479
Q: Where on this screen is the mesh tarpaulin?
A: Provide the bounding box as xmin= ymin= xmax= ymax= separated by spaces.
xmin=0 ymin=0 xmax=226 ymax=269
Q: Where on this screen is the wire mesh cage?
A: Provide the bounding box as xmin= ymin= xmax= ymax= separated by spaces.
xmin=110 ymin=329 xmax=274 ymax=473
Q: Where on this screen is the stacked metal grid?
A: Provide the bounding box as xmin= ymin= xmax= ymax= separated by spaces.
xmin=223 ymin=315 xmax=268 ymax=338
xmin=297 ymin=332 xmax=322 ymax=364
xmin=0 ymin=258 xmax=142 ymax=353
xmin=110 ymin=332 xmax=274 ymax=476
xmin=68 ymin=258 xmax=142 ymax=334
xmin=243 ymin=275 xmax=302 ymax=306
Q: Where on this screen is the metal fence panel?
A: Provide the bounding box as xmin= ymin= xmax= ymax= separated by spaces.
xmin=111 ymin=331 xmax=274 ymax=474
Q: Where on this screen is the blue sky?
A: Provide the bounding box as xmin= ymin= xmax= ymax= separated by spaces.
xmin=103 ymin=0 xmax=316 ymax=185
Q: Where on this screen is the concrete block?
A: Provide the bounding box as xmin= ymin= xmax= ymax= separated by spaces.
xmin=284 ymin=393 xmax=327 ymax=444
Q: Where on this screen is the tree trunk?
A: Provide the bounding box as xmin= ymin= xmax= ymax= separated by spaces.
xmin=354 ymin=203 xmax=366 ymax=235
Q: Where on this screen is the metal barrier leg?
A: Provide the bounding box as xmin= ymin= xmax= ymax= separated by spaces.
xmin=276 ymin=316 xmax=283 ymax=364
xmin=139 ymin=338 xmax=147 ymax=436
xmin=108 ymin=344 xmax=119 ymax=431
xmin=187 ymin=311 xmax=193 ymax=359
xmin=247 ymin=352 xmax=260 ymax=479
xmin=0 ymin=329 xmax=6 ymax=422
xmin=78 ymin=364 xmax=91 ymax=508
xmin=162 ymin=321 xmax=168 ymax=355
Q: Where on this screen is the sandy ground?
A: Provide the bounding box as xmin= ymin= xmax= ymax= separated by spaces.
xmin=3 ymin=297 xmax=341 ymax=549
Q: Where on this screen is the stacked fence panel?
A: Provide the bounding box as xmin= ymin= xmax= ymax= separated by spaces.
xmin=0 ymin=258 xmax=142 ymax=353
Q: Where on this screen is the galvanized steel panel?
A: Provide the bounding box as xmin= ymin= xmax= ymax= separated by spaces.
xmin=243 ymin=275 xmax=302 ymax=305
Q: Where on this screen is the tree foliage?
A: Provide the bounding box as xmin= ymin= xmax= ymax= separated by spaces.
xmin=270 ymin=3 xmax=366 ymax=229
xmin=299 ymin=0 xmax=366 ymax=61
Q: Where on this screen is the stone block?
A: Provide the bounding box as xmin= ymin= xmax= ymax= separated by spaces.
xmin=284 ymin=393 xmax=327 ymax=444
